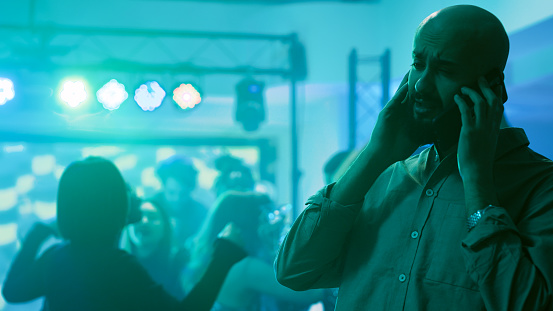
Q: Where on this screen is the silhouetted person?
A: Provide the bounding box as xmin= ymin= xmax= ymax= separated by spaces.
xmin=155 ymin=155 xmax=207 ymax=247
xmin=2 ymin=157 xmax=246 ymax=311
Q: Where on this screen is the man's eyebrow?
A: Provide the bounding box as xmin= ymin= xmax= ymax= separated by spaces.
xmin=435 ymin=58 xmax=459 ymax=67
xmin=412 ymin=51 xmax=423 ymax=59
xmin=412 ymin=51 xmax=459 ymax=67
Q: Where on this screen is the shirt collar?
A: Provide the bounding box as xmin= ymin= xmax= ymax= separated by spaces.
xmin=404 ymin=127 xmax=529 ymax=185
xmin=495 ymin=127 xmax=529 ymax=160
xmin=428 ymin=127 xmax=529 ymax=162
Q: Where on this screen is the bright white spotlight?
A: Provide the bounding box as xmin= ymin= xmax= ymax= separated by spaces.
xmin=0 ymin=78 xmax=15 ymax=105
xmin=134 ymin=81 xmax=165 ymax=111
xmin=173 ymin=83 xmax=201 ymax=110
xmin=60 ymin=80 xmax=87 ymax=108
xmin=97 ymin=79 xmax=128 ymax=110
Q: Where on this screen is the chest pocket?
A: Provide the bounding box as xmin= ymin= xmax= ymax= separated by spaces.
xmin=424 ymin=202 xmax=479 ymax=292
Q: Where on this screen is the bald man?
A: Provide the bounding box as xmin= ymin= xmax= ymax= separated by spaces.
xmin=275 ymin=5 xmax=553 ymax=310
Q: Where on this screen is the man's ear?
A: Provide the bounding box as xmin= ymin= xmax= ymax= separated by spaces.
xmin=500 ymin=83 xmax=508 ymax=103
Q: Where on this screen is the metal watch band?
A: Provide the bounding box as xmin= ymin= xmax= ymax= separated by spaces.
xmin=466 ymin=205 xmax=495 ymax=232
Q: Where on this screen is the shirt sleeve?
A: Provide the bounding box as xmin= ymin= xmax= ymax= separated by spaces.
xmin=2 ymin=224 xmax=54 ymax=303
xmin=275 ymin=183 xmax=364 ymax=291
xmin=461 ymin=200 xmax=553 ymax=310
xmin=181 ymin=238 xmax=247 ymax=311
xmin=115 ymin=237 xmax=245 ymax=311
xmin=107 ymin=251 xmax=181 ymax=311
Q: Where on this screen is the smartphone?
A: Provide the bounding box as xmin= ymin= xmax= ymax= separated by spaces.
xmin=431 ymin=68 xmax=506 ymax=152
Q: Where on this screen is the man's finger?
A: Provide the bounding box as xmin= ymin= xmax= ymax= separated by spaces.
xmin=398 ymin=71 xmax=410 ymax=90
xmin=478 ymin=77 xmax=500 ymax=117
xmin=455 ymin=94 xmax=473 ymax=127
xmin=387 ymin=82 xmax=409 ymax=108
xmin=461 ymin=87 xmax=486 ymax=124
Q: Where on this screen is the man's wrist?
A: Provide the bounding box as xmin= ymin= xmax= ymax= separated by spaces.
xmin=466 ymin=205 xmax=496 ymax=231
xmin=463 ymin=174 xmax=498 ymax=216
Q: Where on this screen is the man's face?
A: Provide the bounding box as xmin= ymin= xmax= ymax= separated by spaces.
xmin=408 ymin=19 xmax=483 ymax=140
xmin=129 ymin=201 xmax=165 ymax=248
xmin=163 ymin=176 xmax=193 ymax=208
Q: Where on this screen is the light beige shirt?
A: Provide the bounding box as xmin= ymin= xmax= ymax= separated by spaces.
xmin=276 ymin=128 xmax=553 ymax=310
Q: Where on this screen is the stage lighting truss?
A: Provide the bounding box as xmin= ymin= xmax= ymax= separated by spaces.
xmin=348 ymin=49 xmax=390 ymax=149
xmin=0 ymin=25 xmax=299 ymax=79
xmin=0 ymin=25 xmax=306 ymax=117
xmin=0 ymin=78 xmax=15 ymax=105
xmin=173 ymin=83 xmax=201 ymax=110
xmin=0 ymin=24 xmax=306 ymax=215
xmin=134 ymin=81 xmax=166 ymax=112
xmin=97 ymin=79 xmax=128 ymax=111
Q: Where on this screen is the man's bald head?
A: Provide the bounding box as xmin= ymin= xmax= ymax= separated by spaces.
xmin=407 ymin=5 xmax=510 ymax=144
xmin=416 ymin=5 xmax=509 ymax=73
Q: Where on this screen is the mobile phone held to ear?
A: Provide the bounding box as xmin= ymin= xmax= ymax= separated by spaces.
xmin=431 ymin=68 xmax=505 ymax=152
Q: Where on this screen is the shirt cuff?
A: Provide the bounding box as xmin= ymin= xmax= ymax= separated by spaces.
xmin=462 ymin=206 xmax=519 ymax=250
xmin=303 ymin=183 xmax=364 ymax=234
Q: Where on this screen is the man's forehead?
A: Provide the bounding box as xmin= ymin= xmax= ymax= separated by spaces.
xmin=413 ymin=19 xmax=476 ymax=60
xmin=413 ymin=35 xmax=460 ymax=61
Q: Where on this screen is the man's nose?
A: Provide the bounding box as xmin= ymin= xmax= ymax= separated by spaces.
xmin=414 ymin=70 xmax=435 ymax=96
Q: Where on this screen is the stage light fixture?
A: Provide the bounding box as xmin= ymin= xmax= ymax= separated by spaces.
xmin=134 ymin=81 xmax=165 ymax=111
xmin=60 ymin=80 xmax=87 ymax=108
xmin=97 ymin=79 xmax=128 ymax=111
xmin=235 ymin=78 xmax=265 ymax=131
xmin=0 ymin=78 xmax=15 ymax=105
xmin=173 ymin=83 xmax=201 ymax=110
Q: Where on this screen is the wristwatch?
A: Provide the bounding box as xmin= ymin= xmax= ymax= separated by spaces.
xmin=466 ymin=205 xmax=495 ymax=231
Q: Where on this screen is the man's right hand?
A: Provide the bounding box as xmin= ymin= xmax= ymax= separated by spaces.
xmin=329 ymin=72 xmax=419 ymax=205
xmin=366 ymin=72 xmax=421 ymax=164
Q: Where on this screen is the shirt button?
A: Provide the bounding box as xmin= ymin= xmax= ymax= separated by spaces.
xmin=411 ymin=231 xmax=419 ymax=239
xmin=399 ymin=274 xmax=407 ymax=282
xmin=425 ymin=189 xmax=434 ymax=196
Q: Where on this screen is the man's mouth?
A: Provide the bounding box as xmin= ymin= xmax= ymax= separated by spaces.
xmin=414 ymin=100 xmax=438 ymax=118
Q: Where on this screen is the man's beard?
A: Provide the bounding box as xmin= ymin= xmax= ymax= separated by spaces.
xmin=411 ymin=115 xmax=435 ymax=146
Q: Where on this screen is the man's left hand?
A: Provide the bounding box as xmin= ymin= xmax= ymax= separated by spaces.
xmin=454 ymin=76 xmax=504 ymax=215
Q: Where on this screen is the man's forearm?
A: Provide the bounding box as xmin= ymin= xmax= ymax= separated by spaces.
xmin=180 ymin=238 xmax=246 ymax=311
xmin=463 ymin=172 xmax=499 ymax=217
xmin=329 ymin=145 xmax=395 ymax=205
xmin=276 ymin=187 xmax=364 ymax=290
